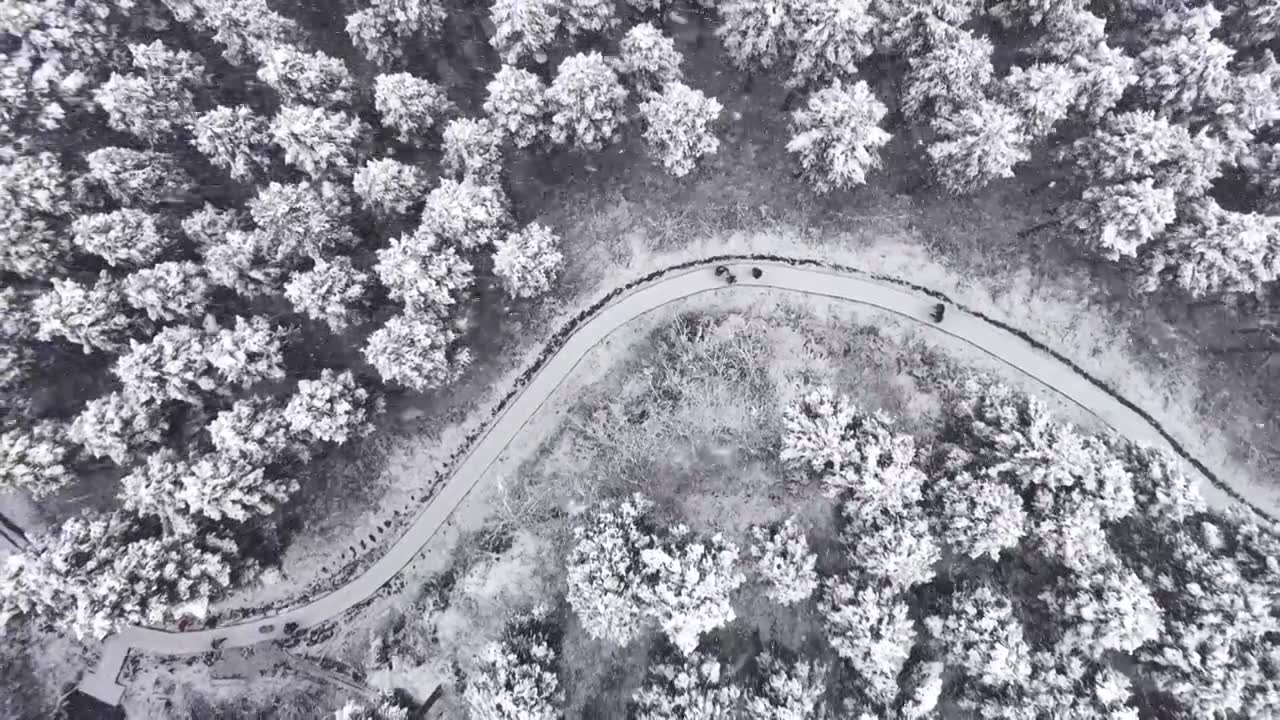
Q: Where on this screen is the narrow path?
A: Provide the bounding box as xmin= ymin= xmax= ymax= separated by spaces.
xmin=76 ymin=258 xmax=1271 ymax=705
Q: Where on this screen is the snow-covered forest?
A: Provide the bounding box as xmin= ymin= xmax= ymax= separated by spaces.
xmin=3 ymin=0 xmax=1280 ymax=716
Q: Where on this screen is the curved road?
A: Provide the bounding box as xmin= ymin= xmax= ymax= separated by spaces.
xmin=77 ymin=258 xmax=1264 ymax=705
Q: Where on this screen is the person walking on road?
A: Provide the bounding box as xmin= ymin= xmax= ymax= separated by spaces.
xmin=931 ymin=303 xmax=946 ymax=322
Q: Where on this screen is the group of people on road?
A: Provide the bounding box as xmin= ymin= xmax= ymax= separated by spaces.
xmin=713 ymin=265 xmax=946 ymax=323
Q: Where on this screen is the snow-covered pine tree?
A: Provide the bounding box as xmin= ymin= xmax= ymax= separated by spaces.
xmin=638 ymin=82 xmax=722 ymax=178
xmin=787 ymin=80 xmax=891 ymax=193
xmin=492 ymin=223 xmax=564 ymax=299
xmin=284 ymin=368 xmax=384 ymax=444
xmin=547 ymin=52 xmax=628 ymax=152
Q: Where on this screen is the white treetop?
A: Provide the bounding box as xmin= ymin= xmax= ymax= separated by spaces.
xmin=85 ymin=147 xmax=194 ymax=207
xmin=208 ymin=396 xmax=296 ymax=465
xmin=256 ymin=45 xmax=355 ymax=107
xmin=743 ymin=653 xmax=827 ymax=720
xmin=490 ymin=0 xmax=561 ymax=65
xmin=932 ymin=470 xmax=1026 ymax=561
xmin=639 ymin=81 xmax=723 ymax=178
xmin=333 ymin=699 xmax=410 ymax=720
xmin=92 ymin=73 xmax=192 ymax=143
xmin=779 ymin=386 xmax=860 ymax=476
xmin=363 ymin=312 xmax=472 ymax=391
xmin=346 ymin=0 xmax=445 ymax=67
xmin=375 ymin=228 xmax=475 ymax=314
xmin=353 ymin=158 xmax=427 ymax=217
xmin=902 ymin=24 xmax=994 ymax=118
xmin=748 ymin=518 xmax=819 ymax=606
xmin=270 ymin=105 xmax=368 ymax=178
xmin=441 ymin=117 xmax=505 ymax=183
xmin=285 ymin=256 xmax=370 ymax=331
xmin=1140 ymin=199 xmax=1280 ymax=298
xmin=1001 ymin=63 xmax=1079 ymax=138
xmin=1225 ymin=0 xmax=1280 ymax=47
xmin=823 ymin=417 xmax=926 ymax=516
xmin=419 ymin=178 xmax=512 ymax=249
xmin=484 ymin=66 xmax=550 ymax=150
xmin=925 ymin=584 xmax=1033 ymax=691
xmin=201 ymin=0 xmax=303 ymax=64
xmin=70 ymin=391 xmax=169 ymax=466
xmin=0 ymin=152 xmax=72 ymax=276
xmin=716 ymin=0 xmax=798 ymax=72
xmin=183 ymin=204 xmax=246 ymax=250
xmin=547 ymin=52 xmax=628 ymax=152
xmin=899 ymin=661 xmax=945 ymax=720
xmin=192 ymin=105 xmax=273 ymax=181
xmin=565 ymin=493 xmax=656 ymax=647
xmin=122 ymin=261 xmax=212 ymax=323
xmin=71 ymin=209 xmax=174 ymax=267
xmin=32 ymin=275 xmax=134 ymax=354
xmin=284 ymin=368 xmax=383 ymax=444
xmin=561 ymin=0 xmax=616 ymax=37
xmin=786 ymin=79 xmax=891 ymax=193
xmin=206 ymin=315 xmax=287 ymax=389
xmin=789 ymin=0 xmax=876 ymax=89
xmin=1040 ymin=564 xmax=1163 ymax=658
xmin=374 ymin=73 xmax=454 ymax=144
xmin=1067 ymin=110 xmax=1221 ymax=199
xmin=0 ymin=421 xmax=72 ymax=498
xmin=0 ymin=515 xmax=239 ymax=640
xmin=114 ymin=325 xmax=217 ymax=405
xmin=1065 ymin=179 xmax=1178 ymax=260
xmin=927 ymin=99 xmax=1031 ymax=195
xmin=1111 ymin=441 xmax=1204 ymax=526
xmin=179 ymin=452 xmax=299 ymax=524
xmin=841 ymin=506 xmax=940 ymax=590
xmin=249 ymin=180 xmax=357 ymax=262
xmin=635 ymin=526 xmax=745 ymax=655
xmin=203 ymin=229 xmax=287 ymax=298
xmin=492 ymin=222 xmax=564 ymax=299
xmin=462 ymin=621 xmax=565 ymax=720
xmin=617 ymin=24 xmax=684 ymax=93
xmin=820 ymin=578 xmax=917 ymax=702
xmin=631 ymin=652 xmax=744 ymax=720
xmin=1135 ymin=4 xmax=1234 ymax=118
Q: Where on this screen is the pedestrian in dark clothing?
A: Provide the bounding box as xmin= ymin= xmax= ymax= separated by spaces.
xmin=726 ymin=273 xmax=738 ymax=284
xmin=714 ymin=265 xmax=728 ymax=276
xmin=751 ymin=267 xmax=762 ymax=279
xmin=931 ymin=303 xmax=945 ymax=322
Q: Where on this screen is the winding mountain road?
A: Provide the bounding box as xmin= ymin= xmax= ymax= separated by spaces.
xmin=77 ymin=258 xmax=1269 ymax=706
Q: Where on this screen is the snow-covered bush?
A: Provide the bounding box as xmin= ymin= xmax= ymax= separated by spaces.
xmin=638 ymin=82 xmax=722 ymax=178
xmin=1140 ymin=199 xmax=1280 ymax=298
xmin=788 ymin=0 xmax=875 ymax=89
xmin=284 ymin=369 xmax=383 ymax=444
xmin=374 ymin=73 xmax=453 ymax=143
xmin=786 ymin=79 xmax=891 ymax=193
xmin=183 ymin=204 xmax=246 ymax=249
xmin=270 ymin=105 xmax=368 ymax=178
xmin=716 ymin=0 xmax=798 ymax=72
xmin=114 ymin=325 xmax=216 ymax=405
xmin=820 ymin=578 xmax=916 ymax=701
xmin=70 ymin=392 xmax=169 ymax=465
xmin=441 ymin=117 xmax=505 ymax=183
xmin=71 ymin=209 xmax=174 ymax=267
xmin=1040 ymin=564 xmax=1162 ymax=658
xmin=547 ymin=52 xmax=628 ymax=152
xmin=285 ymin=257 xmax=370 ymax=331
xmin=93 ymin=73 xmax=193 ymax=143
xmin=353 ymin=158 xmax=427 ymax=217
xmin=1066 ymin=110 xmax=1222 ymax=200
xmin=345 ymin=0 xmax=445 ymax=67
xmin=927 ymin=99 xmax=1031 ymax=195
xmin=375 ymin=228 xmax=475 ymax=314
xmin=616 ymin=24 xmax=683 ymax=93
xmin=841 ymin=505 xmax=940 ymax=590
xmin=419 ymin=178 xmax=512 ymax=249
xmin=462 ymin=615 xmax=564 ymax=720
xmin=1135 ymin=5 xmax=1234 ymax=118
xmin=206 ymin=315 xmax=286 ymax=389
xmin=209 ymin=396 xmax=296 ymax=464
xmin=85 ymin=147 xmax=194 ymax=207
xmin=1064 ymin=179 xmax=1178 ymax=259
xmin=565 ymin=493 xmax=656 ymax=647
xmin=743 ymin=653 xmax=827 ymax=720
xmin=122 ymin=261 xmax=212 ymax=323
xmin=0 ymin=421 xmax=72 ymax=497
xmin=203 ymin=229 xmax=287 ymax=298
xmin=1001 ymin=63 xmax=1079 ymax=138
xmin=492 ymin=223 xmax=563 ymax=299
xmin=635 ymin=526 xmax=745 ymax=655
xmin=902 ymin=24 xmax=994 ymax=117
xmin=363 ymin=312 xmax=473 ymax=392
xmin=561 ymin=0 xmax=616 ymax=36
xmin=490 ymin=0 xmax=560 ymax=64
xmin=926 ymin=584 xmax=1033 ymax=690
xmin=192 ymin=105 xmax=272 ymax=181
xmin=932 ymin=469 xmax=1024 ymax=560
xmin=333 ymin=699 xmax=409 ymax=720
xmin=179 ymin=452 xmax=299 ymax=523
xmin=779 ymin=386 xmax=860 ymax=475
xmin=631 ymin=652 xmax=743 ymax=720
xmin=747 ymin=518 xmax=818 ymax=606
xmin=256 ymin=45 xmax=354 ymax=107
xmin=484 ymin=66 xmax=549 ymax=150
xmin=33 ymin=276 xmax=134 ymax=353
xmin=249 ymin=180 xmax=357 ymax=262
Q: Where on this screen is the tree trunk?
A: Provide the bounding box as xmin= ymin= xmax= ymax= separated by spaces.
xmin=1017 ymin=218 xmax=1062 ymax=239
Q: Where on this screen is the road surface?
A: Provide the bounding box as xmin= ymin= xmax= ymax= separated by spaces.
xmin=76 ymin=258 xmax=1269 ymax=705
